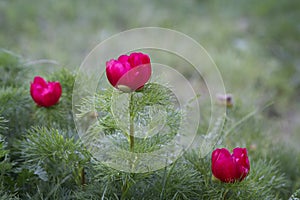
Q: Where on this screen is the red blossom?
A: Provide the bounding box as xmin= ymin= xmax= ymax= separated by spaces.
xmin=30 ymin=76 xmax=62 ymax=107
xmin=106 ymin=52 xmax=151 ymax=92
xmin=211 ymin=147 xmax=250 ymax=183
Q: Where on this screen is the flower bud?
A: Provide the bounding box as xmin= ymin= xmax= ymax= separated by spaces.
xmin=211 ymin=147 xmax=250 ymax=183
xmin=30 ymin=76 xmax=62 ymax=107
xmin=106 ymin=52 xmax=151 ymax=92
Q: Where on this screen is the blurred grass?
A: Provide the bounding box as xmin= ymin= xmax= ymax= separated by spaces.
xmin=0 ymin=0 xmax=299 ymax=148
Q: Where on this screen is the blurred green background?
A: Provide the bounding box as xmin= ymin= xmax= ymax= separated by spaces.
xmin=0 ymin=0 xmax=299 ymax=149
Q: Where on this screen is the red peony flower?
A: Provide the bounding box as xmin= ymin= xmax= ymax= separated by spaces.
xmin=211 ymin=147 xmax=250 ymax=183
xmin=106 ymin=52 xmax=151 ymax=92
xmin=30 ymin=76 xmax=62 ymax=107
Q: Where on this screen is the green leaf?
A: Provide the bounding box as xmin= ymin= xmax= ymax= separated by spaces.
xmin=289 ymin=188 xmax=300 ymax=200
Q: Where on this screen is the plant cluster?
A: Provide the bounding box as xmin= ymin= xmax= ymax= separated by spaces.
xmin=0 ymin=50 xmax=299 ymax=200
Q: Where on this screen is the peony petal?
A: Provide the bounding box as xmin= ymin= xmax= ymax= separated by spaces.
xmin=48 ymin=82 xmax=62 ymax=105
xmin=30 ymin=85 xmax=44 ymax=106
xmin=118 ymin=55 xmax=129 ymax=64
xmin=140 ymin=53 xmax=150 ymax=64
xmin=233 ymin=148 xmax=250 ymax=169
xmin=212 ymin=148 xmax=231 ymax=163
xmin=33 ymin=76 xmax=48 ymax=88
xmin=212 ymin=155 xmax=237 ymax=183
xmin=106 ymin=60 xmax=127 ymax=86
xmin=233 ymin=147 xmax=250 ymax=180
xmin=117 ymin=64 xmax=151 ymax=91
xmin=128 ymin=52 xmax=150 ymax=68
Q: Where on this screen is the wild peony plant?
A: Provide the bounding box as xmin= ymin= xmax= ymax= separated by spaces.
xmin=104 ymin=52 xmax=154 ymax=152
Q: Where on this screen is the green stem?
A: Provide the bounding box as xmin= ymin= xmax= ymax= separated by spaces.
xmin=121 ymin=93 xmax=135 ymax=199
xmin=129 ymin=93 xmax=134 ymax=152
xmin=121 ymin=177 xmax=129 ymax=200
xmin=81 ymin=168 xmax=85 ymax=186
xmin=223 ymin=189 xmax=229 ymax=199
xmin=130 ymin=119 xmax=134 ymax=151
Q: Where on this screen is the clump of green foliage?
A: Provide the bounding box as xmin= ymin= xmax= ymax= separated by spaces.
xmin=0 ymin=50 xmax=299 ymax=200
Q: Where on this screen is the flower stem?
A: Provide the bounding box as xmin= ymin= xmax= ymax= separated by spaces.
xmin=129 ymin=93 xmax=134 ymax=152
xmin=130 ymin=118 xmax=134 ymax=151
xmin=121 ymin=177 xmax=129 ymax=200
xmin=81 ymin=168 xmax=85 ymax=186
xmin=121 ymin=93 xmax=135 ymax=199
xmin=223 ymin=189 xmax=229 ymax=199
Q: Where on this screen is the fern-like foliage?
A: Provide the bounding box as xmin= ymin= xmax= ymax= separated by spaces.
xmin=0 ymin=116 xmax=8 ymax=133
xmin=289 ymin=188 xmax=300 ymax=200
xmin=0 ymin=51 xmax=298 ymax=199
xmin=0 ymin=87 xmax=33 ymax=144
xmin=0 ymin=135 xmax=16 ymax=199
xmin=18 ymin=127 xmax=90 ymax=199
xmin=76 ymin=82 xmax=181 ymax=154
xmin=0 ymin=135 xmax=10 ymax=181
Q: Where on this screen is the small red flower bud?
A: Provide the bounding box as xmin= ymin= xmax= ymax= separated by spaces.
xmin=30 ymin=76 xmax=62 ymax=107
xmin=106 ymin=52 xmax=151 ymax=92
xmin=211 ymin=147 xmax=250 ymax=183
